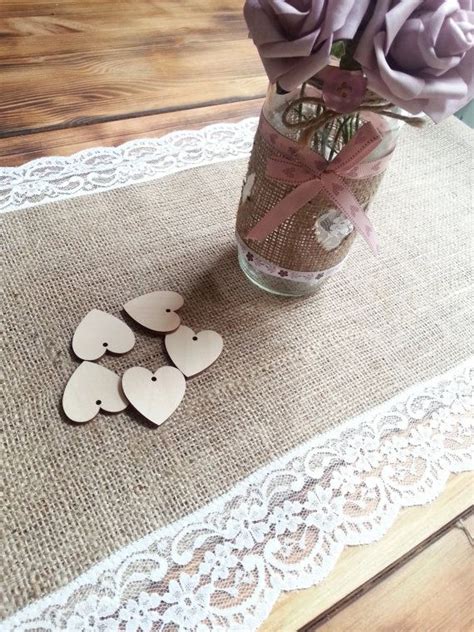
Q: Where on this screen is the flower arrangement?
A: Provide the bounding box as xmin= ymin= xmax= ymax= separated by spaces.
xmin=236 ymin=1 xmax=473 ymax=297
xmin=244 ymin=0 xmax=473 ymax=121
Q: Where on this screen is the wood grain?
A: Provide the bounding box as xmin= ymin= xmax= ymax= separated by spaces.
xmin=316 ymin=513 xmax=474 ymax=632
xmin=0 ymin=99 xmax=263 ymax=167
xmin=0 ymin=0 xmax=267 ymax=136
xmin=259 ymin=472 xmax=474 ymax=632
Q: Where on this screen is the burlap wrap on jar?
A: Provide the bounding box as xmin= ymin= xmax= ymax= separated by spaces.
xmin=236 ymin=116 xmax=385 ymax=277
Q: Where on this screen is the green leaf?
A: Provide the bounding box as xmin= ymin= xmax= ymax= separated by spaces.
xmin=340 ymin=53 xmax=362 ymax=71
xmin=330 ymin=41 xmax=346 ymax=60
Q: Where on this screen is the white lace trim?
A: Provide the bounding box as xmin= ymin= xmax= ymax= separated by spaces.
xmin=5 ymin=359 xmax=473 ymax=632
xmin=0 ymin=118 xmax=258 ymax=213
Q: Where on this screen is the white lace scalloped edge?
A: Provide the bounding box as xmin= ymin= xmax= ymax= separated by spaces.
xmin=0 ymin=117 xmax=259 ymax=213
xmin=5 ymin=358 xmax=473 ymax=632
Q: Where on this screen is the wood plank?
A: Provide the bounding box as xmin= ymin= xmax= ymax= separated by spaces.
xmin=259 ymin=472 xmax=474 ymax=632
xmin=315 ymin=514 xmax=474 ymax=631
xmin=0 ymin=98 xmax=263 ymax=166
xmin=0 ymin=0 xmax=267 ymax=135
xmin=0 ymin=1 xmax=248 ymax=40
xmin=0 ymin=9 xmax=245 ymax=38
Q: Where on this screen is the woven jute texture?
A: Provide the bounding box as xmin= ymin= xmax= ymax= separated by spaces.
xmin=236 ymin=120 xmax=383 ymax=271
xmin=2 ymin=117 xmax=473 ymax=617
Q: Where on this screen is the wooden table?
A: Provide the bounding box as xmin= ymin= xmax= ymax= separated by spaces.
xmin=1 ymin=2 xmax=473 ymax=629
xmin=0 ymin=0 xmax=267 ymax=165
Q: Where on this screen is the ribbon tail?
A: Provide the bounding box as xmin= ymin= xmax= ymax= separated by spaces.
xmin=247 ymin=179 xmax=323 ymax=242
xmin=330 ymin=122 xmax=382 ymax=174
xmin=321 ymin=173 xmax=379 ymax=255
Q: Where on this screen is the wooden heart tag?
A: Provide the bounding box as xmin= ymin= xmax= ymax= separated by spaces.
xmin=165 ymin=325 xmax=223 ymax=377
xmin=72 ymin=309 xmax=135 ymax=361
xmin=123 ymin=291 xmax=184 ymax=333
xmin=63 ymin=361 xmax=128 ymax=423
xmin=122 ymin=366 xmax=186 ymax=426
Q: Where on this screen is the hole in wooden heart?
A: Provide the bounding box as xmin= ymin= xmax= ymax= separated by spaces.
xmin=102 ymin=342 xmax=108 ymax=347
xmin=151 ymin=376 xmax=157 ymax=382
xmin=96 ymin=399 xmax=102 ymax=405
xmin=192 ymin=336 xmax=198 ymax=341
xmin=165 ymin=309 xmax=171 ymax=313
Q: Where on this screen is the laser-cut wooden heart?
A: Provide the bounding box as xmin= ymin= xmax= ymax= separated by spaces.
xmin=122 ymin=366 xmax=186 ymax=426
xmin=123 ymin=291 xmax=184 ymax=333
xmin=72 ymin=309 xmax=135 ymax=361
xmin=63 ymin=361 xmax=128 ymax=423
xmin=165 ymin=325 xmax=223 ymax=377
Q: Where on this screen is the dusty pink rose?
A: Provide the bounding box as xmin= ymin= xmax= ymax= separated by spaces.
xmin=355 ymin=0 xmax=474 ymax=121
xmin=244 ymin=0 xmax=371 ymax=91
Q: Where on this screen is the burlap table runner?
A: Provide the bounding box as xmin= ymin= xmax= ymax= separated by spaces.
xmin=2 ymin=117 xmax=473 ymax=619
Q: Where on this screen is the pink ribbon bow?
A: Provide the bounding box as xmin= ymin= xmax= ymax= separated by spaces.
xmin=247 ymin=115 xmax=395 ymax=254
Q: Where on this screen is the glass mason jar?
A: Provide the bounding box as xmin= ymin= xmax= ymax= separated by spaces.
xmin=236 ymin=72 xmax=403 ymax=297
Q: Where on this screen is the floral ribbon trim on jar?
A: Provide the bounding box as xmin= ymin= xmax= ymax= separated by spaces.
xmin=236 ymin=232 xmax=347 ymax=284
